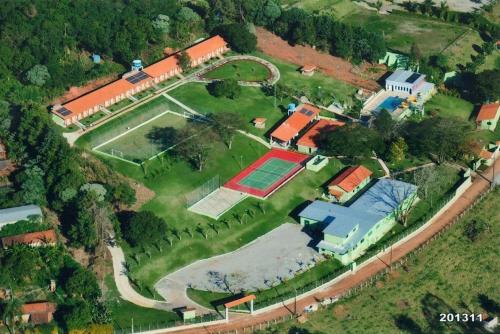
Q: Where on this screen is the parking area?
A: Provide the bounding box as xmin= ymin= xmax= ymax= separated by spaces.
xmin=155 ymin=223 xmax=321 ymax=297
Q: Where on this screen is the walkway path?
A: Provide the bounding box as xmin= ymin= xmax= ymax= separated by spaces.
xmin=107 ymin=244 xmax=170 ymax=310
xmin=163 ymin=163 xmax=498 ymax=333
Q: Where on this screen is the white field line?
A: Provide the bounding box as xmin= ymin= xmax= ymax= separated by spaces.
xmin=92 ymin=110 xmax=172 ymax=151
xmin=92 ymin=149 xmax=141 ymax=166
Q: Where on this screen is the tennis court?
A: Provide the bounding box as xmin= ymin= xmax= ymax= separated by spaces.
xmin=225 ymin=149 xmax=310 ymax=198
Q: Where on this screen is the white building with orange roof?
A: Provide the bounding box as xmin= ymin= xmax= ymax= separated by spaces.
xmin=296 ymin=118 xmax=345 ymax=154
xmin=52 ymin=36 xmax=229 ymax=127
xmin=269 ymin=103 xmax=320 ymax=148
xmin=326 ymin=165 xmax=373 ymax=203
xmin=476 ymin=102 xmax=499 ymax=131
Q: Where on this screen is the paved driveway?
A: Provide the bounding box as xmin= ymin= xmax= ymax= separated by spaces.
xmin=155 ymin=223 xmax=321 ymax=308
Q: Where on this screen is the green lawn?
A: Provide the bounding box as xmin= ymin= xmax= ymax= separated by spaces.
xmin=105 ymin=275 xmax=179 ymax=330
xmin=255 ymin=52 xmax=358 ymax=106
xmin=168 ymin=83 xmax=289 ymax=139
xmin=108 ymin=98 xmax=133 ymax=112
xmin=425 ymin=94 xmax=474 ymax=121
xmin=76 ymin=95 xmax=187 ymax=150
xmin=204 ymin=60 xmax=271 ymax=82
xmin=187 ymin=259 xmax=343 ymax=311
xmin=105 ymin=149 xmax=346 ymax=290
xmin=344 ymin=11 xmax=467 ymax=56
xmin=96 ymin=112 xmax=188 ymax=163
xmin=282 ymin=0 xmax=362 ymax=19
xmin=265 ymin=187 xmax=500 ymax=334
xmin=80 ymin=111 xmax=107 ymax=127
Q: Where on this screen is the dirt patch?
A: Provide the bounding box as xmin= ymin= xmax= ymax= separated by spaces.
xmin=398 ymin=21 xmax=433 ymax=34
xmin=128 ymin=181 xmax=156 ymax=211
xmin=256 ymin=27 xmax=384 ymax=92
xmin=69 ymin=247 xmax=91 ymax=268
xmin=375 ymin=280 xmax=385 ymax=289
xmin=389 ymin=270 xmax=401 ymax=280
xmin=52 ymin=74 xmax=119 ymax=105
xmin=397 ymin=299 xmax=410 ymax=310
xmin=332 ymin=304 xmax=349 ymax=320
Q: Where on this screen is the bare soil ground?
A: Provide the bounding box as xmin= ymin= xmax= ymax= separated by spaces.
xmin=256 ymin=27 xmax=384 ymax=92
xmin=128 ymin=181 xmax=156 ymax=211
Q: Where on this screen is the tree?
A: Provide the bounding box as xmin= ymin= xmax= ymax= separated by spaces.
xmin=0 ymin=297 xmax=22 ymax=334
xmin=121 ymin=211 xmax=167 ymax=247
xmin=467 ymin=69 xmax=500 ymax=103
xmin=374 ymin=0 xmax=383 ymax=12
xmin=112 ymin=182 xmax=136 ymax=207
xmin=26 ymin=65 xmax=51 ymax=86
xmin=173 ymin=124 xmax=217 ymax=171
xmin=178 ymin=51 xmax=192 ymax=72
xmin=152 ymin=14 xmax=170 ymax=34
xmin=214 ymin=23 xmax=257 ymax=53
xmin=403 ymin=117 xmax=472 ymax=163
xmin=64 ymin=268 xmax=101 ymax=300
xmin=207 ymin=79 xmax=241 ymax=99
xmin=210 ymin=112 xmax=245 ymax=149
xmin=15 ymin=164 xmax=46 ymax=205
xmin=389 ymin=137 xmax=408 ymax=163
xmin=57 ymin=300 xmax=92 ymax=331
xmin=67 ymin=191 xmax=98 ymax=249
xmin=317 ymin=124 xmax=384 ymax=160
xmin=373 ymin=109 xmax=396 ymax=140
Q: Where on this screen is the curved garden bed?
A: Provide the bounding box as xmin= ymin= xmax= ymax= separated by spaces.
xmin=203 ymin=59 xmax=272 ymax=82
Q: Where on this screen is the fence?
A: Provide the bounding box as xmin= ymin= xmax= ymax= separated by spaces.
xmin=185 ymin=175 xmax=221 ymax=208
xmin=113 ymin=313 xmax=221 ymax=334
xmin=252 ymin=176 xmax=472 ymax=310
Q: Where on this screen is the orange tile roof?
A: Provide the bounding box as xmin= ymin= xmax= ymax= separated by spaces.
xmin=22 ymin=302 xmax=56 ymax=325
xmin=224 ymin=295 xmax=256 ymax=308
xmin=328 ymin=188 xmax=345 ymax=200
xmin=297 ymin=119 xmax=345 ymax=148
xmin=22 ymin=302 xmax=56 ymax=314
xmin=271 ymin=104 xmax=320 ymax=142
xmin=479 ymin=149 xmax=493 ymax=160
xmin=254 ymin=118 xmax=267 ymax=123
xmin=2 ymin=229 xmax=56 ymax=247
xmin=57 ymin=36 xmax=228 ymax=120
xmin=187 ymin=35 xmax=227 ymax=61
xmin=302 ymin=64 xmax=317 ymax=72
xmin=143 ymin=56 xmax=179 ymax=78
xmin=328 ymin=165 xmax=372 ymax=193
xmin=59 ymin=79 xmax=135 ymax=119
xmin=476 ymin=103 xmax=499 ymax=121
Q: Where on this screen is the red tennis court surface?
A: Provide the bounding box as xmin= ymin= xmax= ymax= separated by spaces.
xmin=224 ymin=149 xmax=309 ymax=198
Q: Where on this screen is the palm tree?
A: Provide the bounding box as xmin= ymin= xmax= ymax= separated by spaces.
xmin=439 ymin=0 xmax=449 ymax=18
xmin=256 ymin=202 xmax=265 ymax=214
xmin=234 ymin=213 xmax=243 ymax=225
xmin=208 ymin=222 xmax=219 ymax=235
xmin=221 ymin=219 xmax=231 ymax=229
xmin=171 ymin=227 xmax=181 ymax=240
xmin=183 ymin=227 xmax=193 ymax=238
xmin=196 ymin=224 xmax=208 ymax=239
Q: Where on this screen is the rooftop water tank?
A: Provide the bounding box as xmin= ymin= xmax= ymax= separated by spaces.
xmin=132 ymin=59 xmax=143 ymax=71
xmin=288 ymin=103 xmax=296 ymax=112
xmin=91 ymin=54 xmax=101 ymax=64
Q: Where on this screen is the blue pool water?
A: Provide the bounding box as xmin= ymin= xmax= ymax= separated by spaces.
xmin=375 ymin=96 xmax=403 ymax=113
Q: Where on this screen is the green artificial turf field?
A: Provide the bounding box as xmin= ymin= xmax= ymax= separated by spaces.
xmin=95 ymin=111 xmax=190 ymax=163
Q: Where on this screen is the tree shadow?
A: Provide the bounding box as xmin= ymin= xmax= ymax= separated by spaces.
xmin=394 ymin=314 xmax=424 ymax=334
xmin=146 ymin=126 xmax=178 ymax=151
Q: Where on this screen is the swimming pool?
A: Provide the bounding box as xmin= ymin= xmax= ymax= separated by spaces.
xmin=375 ymin=96 xmax=403 ymax=113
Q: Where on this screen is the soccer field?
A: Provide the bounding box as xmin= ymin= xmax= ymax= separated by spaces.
xmin=95 ymin=111 xmax=189 ymax=163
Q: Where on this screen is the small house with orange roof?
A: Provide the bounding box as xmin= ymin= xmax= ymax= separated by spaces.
xmin=473 ymin=141 xmax=499 ymax=169
xmin=326 ymin=165 xmax=372 ymax=203
xmin=476 ymin=102 xmax=499 ymax=131
xmin=21 ymin=302 xmax=56 ymax=325
xmin=253 ymin=117 xmax=267 ymax=129
xmin=297 ymin=119 xmax=345 ymax=154
xmin=187 ymin=35 xmax=228 ymax=67
xmin=1 ymin=229 xmax=57 ymax=248
xmin=301 ymin=64 xmax=317 ymax=76
xmin=270 ymin=103 xmax=320 ymax=148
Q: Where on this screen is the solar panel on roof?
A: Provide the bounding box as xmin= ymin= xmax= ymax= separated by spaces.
xmin=126 ymin=71 xmax=151 ymax=84
xmin=405 ymin=73 xmax=421 ymax=84
xmin=58 ymin=107 xmax=72 ymax=116
xmin=299 ymin=108 xmax=314 ymax=116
